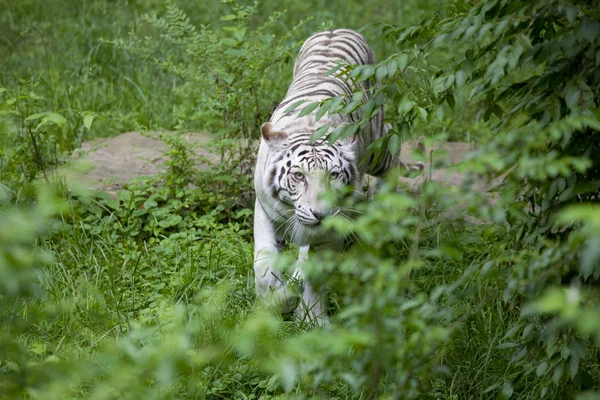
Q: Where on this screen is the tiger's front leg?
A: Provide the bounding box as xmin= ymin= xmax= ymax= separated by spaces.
xmin=293 ymin=240 xmax=343 ymax=327
xmin=253 ymin=199 xmax=295 ymax=313
xmin=291 ymin=246 xmax=326 ymax=327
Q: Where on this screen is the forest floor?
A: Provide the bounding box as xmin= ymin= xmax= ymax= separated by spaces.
xmin=58 ymin=133 xmax=488 ymax=197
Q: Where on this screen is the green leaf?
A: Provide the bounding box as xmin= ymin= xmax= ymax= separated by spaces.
xmin=483 ymin=382 xmax=501 ymax=394
xmin=388 ymin=133 xmax=401 ymax=157
xmin=446 ymin=94 xmax=456 ymax=109
xmin=221 ymin=73 xmax=234 ymax=85
xmin=375 ymin=65 xmax=387 ymax=82
xmin=83 ymin=114 xmax=95 ymax=131
xmin=6 ymin=361 xmax=20 ymax=372
xmin=434 ymin=103 xmax=446 ymax=121
xmin=349 ymin=65 xmax=363 ymax=79
xmin=233 ymin=28 xmax=246 ymax=42
xmin=277 ymin=358 xmax=297 ymax=392
xmin=328 ymin=123 xmax=358 ymax=145
xmin=564 ymin=82 xmax=580 ymax=112
xmin=431 ymin=76 xmax=445 ymax=93
xmin=484 ymin=106 xmax=493 ymax=121
xmin=159 ymin=214 xmax=182 ymax=228
xmin=536 ymin=361 xmax=548 ymax=377
xmin=315 ymin=101 xmax=330 ymax=122
xmin=143 ymin=199 xmax=158 ymax=209
xmin=310 ymin=124 xmax=330 ymax=141
xmin=557 ymin=205 xmax=600 ymax=225
xmin=581 ymin=237 xmax=600 ymax=279
xmin=220 ymin=14 xmax=237 ymax=21
xmin=340 ymin=123 xmax=359 ymax=139
xmin=417 ymin=107 xmax=428 ymax=121
xmin=351 ymin=91 xmax=364 ymax=102
xmin=283 ymin=100 xmax=305 ymax=114
xmin=455 ymin=70 xmax=467 ymax=88
xmin=493 ymin=104 xmax=503 ymax=118
xmin=225 ymin=49 xmax=243 ymax=57
xmin=553 ymin=363 xmax=565 ymax=384
xmin=361 ymin=99 xmax=376 ymax=119
xmin=496 ymin=342 xmax=519 ymax=350
xmin=24 ymin=112 xmax=48 ymax=122
xmin=502 ymin=324 xmax=522 ymax=340
xmin=387 ymin=59 xmax=398 ymax=77
xmin=578 ymin=17 xmax=600 ymax=42
xmin=564 ymin=6 xmax=578 ymax=24
xmin=500 ymin=382 xmax=514 ymax=400
xmin=340 ymin=100 xmax=362 ymax=116
xmin=510 ymin=346 xmax=527 ymax=362
xmin=118 ymin=190 xmax=132 ymax=204
xmin=26 ymin=112 xmax=67 ymax=131
xmin=444 ymin=74 xmax=455 ymax=90
xmin=221 ymin=38 xmax=238 ymax=47
xmin=397 ymin=97 xmax=414 ymax=116
xmin=324 ymin=63 xmax=346 ymax=77
xmin=569 ymin=354 xmax=579 ymax=378
xmin=535 ymin=289 xmax=566 ymax=313
xmin=328 ymin=95 xmax=345 ymax=113
xmin=397 ymin=25 xmax=419 ymax=44
xmin=298 ymin=102 xmax=319 ymax=117
xmin=397 ymin=53 xmax=409 ymax=70
xmin=358 ymin=65 xmax=375 ymax=81
xmin=522 ymin=323 xmax=534 ymax=339
xmin=216 ymin=174 xmax=233 ymax=183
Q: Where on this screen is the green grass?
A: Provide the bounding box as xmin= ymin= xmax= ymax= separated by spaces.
xmin=2 ymin=0 xmax=600 ymax=399
xmin=0 ymin=0 xmax=442 ymax=142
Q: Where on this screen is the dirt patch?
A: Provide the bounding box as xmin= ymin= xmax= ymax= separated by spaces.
xmin=398 ymin=140 xmax=498 ymax=191
xmin=58 ymin=131 xmax=213 ymax=195
xmin=59 ymin=132 xmax=498 ymax=201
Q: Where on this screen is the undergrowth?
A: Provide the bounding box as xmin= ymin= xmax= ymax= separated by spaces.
xmin=1 ymin=0 xmax=600 ymax=399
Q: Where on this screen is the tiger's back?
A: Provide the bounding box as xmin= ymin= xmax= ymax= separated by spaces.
xmin=265 ymin=29 xmax=392 ymax=178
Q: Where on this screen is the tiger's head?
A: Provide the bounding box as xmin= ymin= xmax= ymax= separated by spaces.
xmin=261 ymin=122 xmax=360 ymax=244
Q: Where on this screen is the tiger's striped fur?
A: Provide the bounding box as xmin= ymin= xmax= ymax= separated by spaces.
xmin=253 ymin=29 xmax=417 ymax=325
xmin=267 ymin=29 xmax=395 ymax=176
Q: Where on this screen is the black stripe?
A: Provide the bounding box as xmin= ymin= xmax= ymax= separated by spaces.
xmin=276 ymin=90 xmax=339 ymax=111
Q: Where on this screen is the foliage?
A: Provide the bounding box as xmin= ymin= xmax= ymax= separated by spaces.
xmin=1 ymin=0 xmax=600 ymax=399
xmin=336 ymin=0 xmax=600 ymax=397
xmin=0 ymin=0 xmax=440 ymax=142
xmin=108 ymin=0 xmax=313 ymax=167
xmin=0 ymin=83 xmax=73 ymax=188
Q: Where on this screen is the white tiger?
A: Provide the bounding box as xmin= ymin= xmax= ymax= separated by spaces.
xmin=254 ymin=29 xmax=420 ymax=325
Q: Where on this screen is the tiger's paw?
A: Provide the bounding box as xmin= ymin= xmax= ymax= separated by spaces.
xmin=294 ymin=302 xmax=329 ymax=327
xmin=295 ymin=308 xmax=329 ymax=327
xmin=255 ymin=284 xmax=299 ymax=315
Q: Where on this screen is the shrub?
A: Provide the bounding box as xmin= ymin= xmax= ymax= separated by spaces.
xmin=1 ymin=1 xmax=600 ymax=399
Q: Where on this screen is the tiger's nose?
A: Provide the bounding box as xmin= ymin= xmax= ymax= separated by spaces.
xmin=311 ymin=210 xmax=326 ymax=221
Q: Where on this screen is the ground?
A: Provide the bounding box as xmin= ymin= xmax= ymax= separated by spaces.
xmin=60 ymin=132 xmax=496 ymax=198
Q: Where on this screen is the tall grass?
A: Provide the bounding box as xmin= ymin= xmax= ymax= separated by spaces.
xmin=1 ymin=0 xmax=443 ymax=141
xmin=1 ymin=0 xmax=599 ymax=399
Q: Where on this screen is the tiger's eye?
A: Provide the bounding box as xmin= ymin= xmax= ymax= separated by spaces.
xmin=293 ymin=171 xmax=304 ymax=180
xmin=330 ymin=171 xmax=341 ymax=179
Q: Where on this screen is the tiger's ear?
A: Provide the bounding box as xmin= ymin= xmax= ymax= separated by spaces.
xmin=338 ymin=134 xmax=358 ymax=146
xmin=336 ymin=122 xmax=358 ymax=147
xmin=261 ymin=123 xmax=288 ymax=145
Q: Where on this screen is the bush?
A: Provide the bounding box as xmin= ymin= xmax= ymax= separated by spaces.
xmin=1 ymin=0 xmax=600 ymax=399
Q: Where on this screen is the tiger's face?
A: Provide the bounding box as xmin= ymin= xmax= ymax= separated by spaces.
xmin=261 ymin=123 xmax=359 ymax=244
